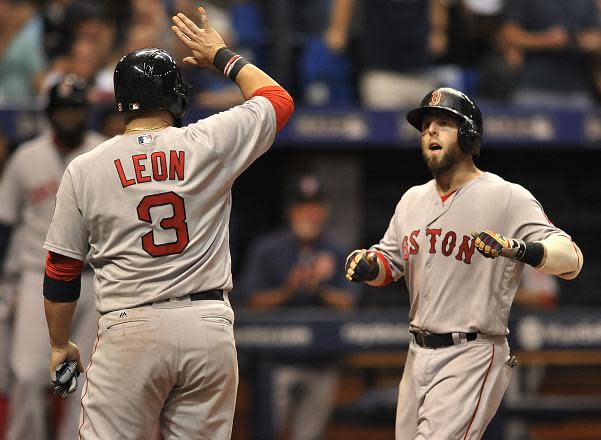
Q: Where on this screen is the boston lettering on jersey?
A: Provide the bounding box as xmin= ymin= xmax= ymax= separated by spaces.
xmin=114 ymin=151 xmax=185 ymax=188
xmin=401 ymin=228 xmax=476 ymax=264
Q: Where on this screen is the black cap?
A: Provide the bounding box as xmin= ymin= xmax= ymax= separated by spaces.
xmin=46 ymin=74 xmax=90 ymax=113
xmin=287 ymin=175 xmax=325 ymax=205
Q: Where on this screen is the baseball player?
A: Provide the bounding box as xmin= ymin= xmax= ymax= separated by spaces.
xmin=345 ymin=87 xmax=583 ymax=439
xmin=42 ymin=6 xmax=294 ymax=440
xmin=0 ymin=75 xmax=102 ymax=440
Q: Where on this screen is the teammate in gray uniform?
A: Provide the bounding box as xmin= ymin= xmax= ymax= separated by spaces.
xmin=42 ymin=6 xmax=294 ymax=440
xmin=345 ymin=87 xmax=583 ymax=440
xmin=0 ymin=75 xmax=102 ymax=440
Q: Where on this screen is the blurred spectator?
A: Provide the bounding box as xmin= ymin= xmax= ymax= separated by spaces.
xmin=37 ymin=37 xmax=104 ymax=104
xmin=500 ymin=0 xmax=601 ymax=108
xmin=357 ymin=0 xmax=446 ymax=109
xmin=95 ymin=23 xmax=165 ymax=103
xmin=435 ymin=0 xmax=511 ymax=99
xmin=0 ymin=0 xmax=46 ymax=106
xmin=239 ymin=174 xmax=357 ymax=440
xmin=42 ymin=1 xmax=118 ymax=64
xmin=257 ymin=0 xmax=355 ymax=105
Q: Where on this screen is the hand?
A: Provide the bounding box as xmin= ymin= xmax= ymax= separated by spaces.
xmin=50 ymin=341 xmax=84 ymax=398
xmin=345 ymin=249 xmax=379 ymax=282
xmin=171 ymin=6 xmax=227 ymax=68
xmin=471 ymin=230 xmax=518 ymax=259
xmin=543 ymin=26 xmax=569 ymax=49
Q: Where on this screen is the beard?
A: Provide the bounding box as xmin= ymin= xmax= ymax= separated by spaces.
xmin=422 ymin=144 xmax=463 ymax=176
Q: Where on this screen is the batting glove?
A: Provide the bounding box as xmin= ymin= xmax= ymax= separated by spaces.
xmin=345 ymin=249 xmax=379 ymax=282
xmin=51 ymin=360 xmax=80 ymax=398
xmin=471 ymin=230 xmax=526 ymax=259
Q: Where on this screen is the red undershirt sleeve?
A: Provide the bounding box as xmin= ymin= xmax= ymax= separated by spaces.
xmin=251 ymin=86 xmax=295 ymax=132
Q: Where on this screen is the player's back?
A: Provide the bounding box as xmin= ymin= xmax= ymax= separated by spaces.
xmin=63 ymin=98 xmax=276 ymax=313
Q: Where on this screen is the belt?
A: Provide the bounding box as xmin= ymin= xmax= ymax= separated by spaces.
xmin=410 ymin=330 xmax=477 ymax=349
xmin=153 ymin=289 xmax=224 ymax=305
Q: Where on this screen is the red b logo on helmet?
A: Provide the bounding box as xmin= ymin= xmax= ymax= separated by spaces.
xmin=429 ymin=89 xmax=442 ymax=106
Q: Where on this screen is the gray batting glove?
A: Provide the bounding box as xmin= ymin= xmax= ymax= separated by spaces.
xmin=51 ymin=360 xmax=80 ymax=398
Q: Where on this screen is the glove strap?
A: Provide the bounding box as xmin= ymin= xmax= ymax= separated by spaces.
xmin=512 ymin=239 xmax=545 ymax=267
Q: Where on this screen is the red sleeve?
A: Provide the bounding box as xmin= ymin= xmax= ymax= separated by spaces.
xmin=251 ymin=86 xmax=294 ymax=132
xmin=45 ymin=251 xmax=84 ymax=281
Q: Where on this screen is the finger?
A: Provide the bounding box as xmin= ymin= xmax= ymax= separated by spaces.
xmin=490 ymin=249 xmax=499 ymax=258
xmin=197 ymin=6 xmax=209 ymax=30
xmin=183 ymin=56 xmax=200 ymax=66
xmin=366 ymin=252 xmax=377 ymax=263
xmin=172 ymin=17 xmax=196 ymax=41
xmin=484 ymin=245 xmax=491 ymax=254
xmin=177 ymin=12 xmax=203 ymax=36
xmin=171 ymin=25 xmax=194 ymax=46
xmin=470 ymin=231 xmax=479 ymax=239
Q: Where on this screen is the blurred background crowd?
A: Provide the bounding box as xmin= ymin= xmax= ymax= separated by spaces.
xmin=1 ymin=0 xmax=601 ymax=439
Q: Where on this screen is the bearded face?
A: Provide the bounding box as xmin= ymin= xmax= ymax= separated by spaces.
xmin=420 ymin=110 xmax=465 ymax=176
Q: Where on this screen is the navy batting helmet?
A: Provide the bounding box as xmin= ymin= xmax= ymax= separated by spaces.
xmin=406 ymin=87 xmax=483 ymax=158
xmin=113 ymin=48 xmax=190 ymax=119
xmin=46 ymin=74 xmax=90 ymax=114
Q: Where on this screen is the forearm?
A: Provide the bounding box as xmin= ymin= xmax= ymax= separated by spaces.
xmin=502 ymin=23 xmax=560 ymax=50
xmin=247 ymin=288 xmax=294 ymax=309
xmin=44 ymin=299 xmax=77 ymax=349
xmin=328 ymin=0 xmax=354 ymax=37
xmin=234 ymin=64 xmax=280 ymax=100
xmin=320 ymin=287 xmax=354 ymax=309
xmin=538 ymin=235 xmax=583 ymax=280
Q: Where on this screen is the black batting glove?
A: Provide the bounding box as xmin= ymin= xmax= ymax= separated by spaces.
xmin=345 ymin=249 xmax=379 ymax=282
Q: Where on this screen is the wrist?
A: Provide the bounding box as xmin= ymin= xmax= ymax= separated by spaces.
xmin=212 ymin=47 xmax=250 ymax=82
xmin=512 ymin=239 xmax=545 ymax=267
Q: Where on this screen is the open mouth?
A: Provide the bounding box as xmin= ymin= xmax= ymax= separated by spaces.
xmin=429 ymin=143 xmax=443 ymax=151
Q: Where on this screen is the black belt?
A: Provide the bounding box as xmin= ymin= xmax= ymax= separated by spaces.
xmin=189 ymin=289 xmax=224 ymax=301
xmin=410 ymin=330 xmax=477 ymax=349
xmin=153 ymin=289 xmax=224 ymax=305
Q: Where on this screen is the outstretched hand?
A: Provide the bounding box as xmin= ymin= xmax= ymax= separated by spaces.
xmin=171 ymin=6 xmax=226 ymax=68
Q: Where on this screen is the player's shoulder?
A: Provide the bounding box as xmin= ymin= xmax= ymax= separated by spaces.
xmin=11 ymin=132 xmax=53 ymax=161
xmin=399 ymin=180 xmax=434 ymax=205
xmin=479 ymin=172 xmax=535 ymax=198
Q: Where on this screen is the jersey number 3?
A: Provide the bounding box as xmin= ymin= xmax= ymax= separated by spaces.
xmin=137 ymin=191 xmax=190 ymax=257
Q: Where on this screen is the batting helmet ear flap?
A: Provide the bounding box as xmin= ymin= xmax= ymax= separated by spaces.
xmin=458 ymin=120 xmax=481 ymax=159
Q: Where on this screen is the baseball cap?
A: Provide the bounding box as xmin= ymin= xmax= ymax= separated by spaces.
xmin=287 ymin=174 xmax=325 ymax=205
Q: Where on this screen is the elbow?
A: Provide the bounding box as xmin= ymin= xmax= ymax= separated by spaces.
xmin=557 ymin=243 xmax=584 ymax=280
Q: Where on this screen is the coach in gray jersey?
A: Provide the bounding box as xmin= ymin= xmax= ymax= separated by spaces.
xmin=0 ymin=75 xmax=102 ymax=440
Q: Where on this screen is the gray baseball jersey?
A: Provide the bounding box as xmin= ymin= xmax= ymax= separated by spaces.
xmin=372 ymin=171 xmax=569 ymax=439
xmin=372 ymin=171 xmax=568 ymax=335
xmin=0 ymin=130 xmax=103 ymax=440
xmin=44 ymin=96 xmax=276 ymax=314
xmin=0 ymin=131 xmax=105 ymax=271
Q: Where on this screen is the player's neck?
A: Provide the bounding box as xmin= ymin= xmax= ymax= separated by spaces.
xmin=124 ymin=112 xmax=173 ymax=133
xmin=434 ymin=161 xmax=482 ymax=196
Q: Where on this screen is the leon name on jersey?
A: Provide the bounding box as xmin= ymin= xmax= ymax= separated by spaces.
xmin=114 ymin=150 xmax=185 ymax=188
